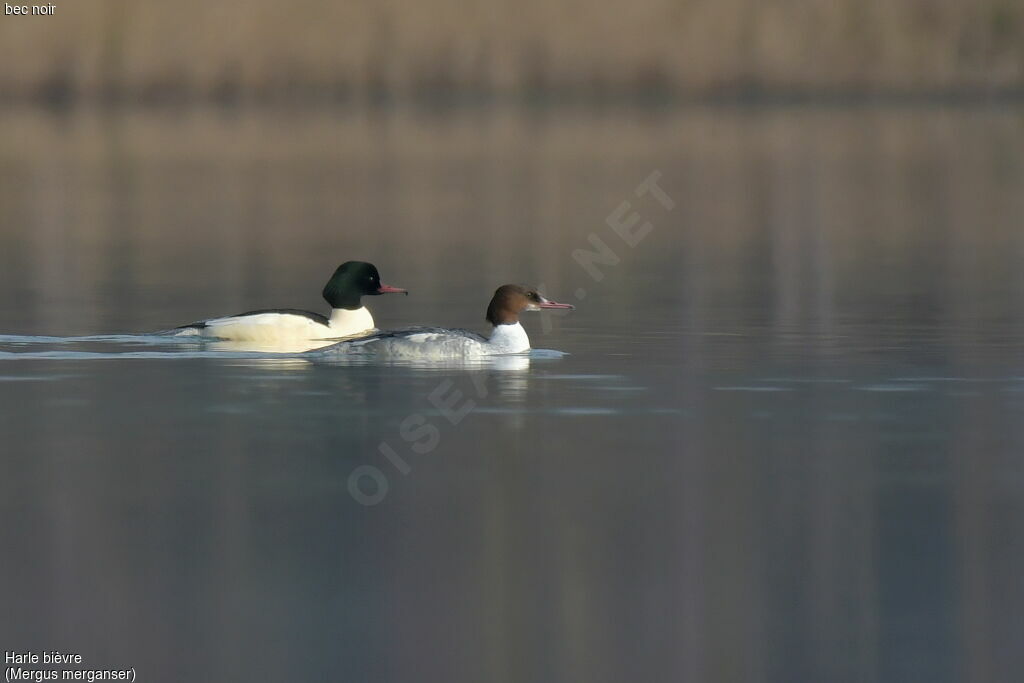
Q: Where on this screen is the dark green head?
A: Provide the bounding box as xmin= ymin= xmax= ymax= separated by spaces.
xmin=322 ymin=261 xmax=407 ymax=310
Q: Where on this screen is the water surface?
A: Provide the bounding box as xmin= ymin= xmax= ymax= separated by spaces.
xmin=2 ymin=105 xmax=1024 ymax=683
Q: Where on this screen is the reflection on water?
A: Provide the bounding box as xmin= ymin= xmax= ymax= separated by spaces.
xmin=202 ymin=339 xmax=337 ymax=353
xmin=2 ymin=105 xmax=1024 ymax=683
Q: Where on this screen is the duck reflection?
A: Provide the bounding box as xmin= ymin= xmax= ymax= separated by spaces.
xmin=204 ymin=338 xmax=336 ymax=354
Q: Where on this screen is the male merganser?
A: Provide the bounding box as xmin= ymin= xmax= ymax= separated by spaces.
xmin=173 ymin=261 xmax=407 ymax=346
xmin=321 ymin=284 xmax=573 ymax=359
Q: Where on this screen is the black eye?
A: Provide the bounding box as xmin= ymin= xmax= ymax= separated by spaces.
xmin=528 ymin=292 xmax=540 ymax=301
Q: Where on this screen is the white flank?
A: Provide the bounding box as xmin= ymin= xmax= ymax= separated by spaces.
xmin=199 ymin=306 xmax=375 ymax=345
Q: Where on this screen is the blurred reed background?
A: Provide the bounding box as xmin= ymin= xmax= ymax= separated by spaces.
xmin=0 ymin=0 xmax=1022 ymax=103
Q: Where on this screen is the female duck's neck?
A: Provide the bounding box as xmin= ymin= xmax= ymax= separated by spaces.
xmin=329 ymin=306 xmax=374 ymax=337
xmin=488 ymin=322 xmax=530 ymax=354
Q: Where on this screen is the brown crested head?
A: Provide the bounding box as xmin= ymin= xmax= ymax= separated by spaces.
xmin=485 ymin=284 xmax=575 ymax=326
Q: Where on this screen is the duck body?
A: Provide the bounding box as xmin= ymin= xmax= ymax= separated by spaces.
xmin=171 ymin=261 xmax=405 ymax=347
xmin=320 ymin=285 xmax=572 ymax=360
xmin=328 ymin=322 xmax=531 ymax=359
xmin=177 ymin=306 xmax=375 ymax=344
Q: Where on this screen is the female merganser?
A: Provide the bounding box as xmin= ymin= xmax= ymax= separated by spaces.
xmin=174 ymin=261 xmax=407 ymax=345
xmin=321 ymin=284 xmax=573 ymax=359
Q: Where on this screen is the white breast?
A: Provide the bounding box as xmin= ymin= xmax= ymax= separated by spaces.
xmin=327 ymin=307 xmax=375 ymax=338
xmin=487 ymin=323 xmax=531 ymax=354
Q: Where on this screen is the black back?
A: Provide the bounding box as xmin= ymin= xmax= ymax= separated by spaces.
xmin=175 ymin=308 xmax=329 ymax=330
xmin=233 ymin=308 xmax=330 ymax=325
xmin=322 ymin=261 xmax=386 ymax=310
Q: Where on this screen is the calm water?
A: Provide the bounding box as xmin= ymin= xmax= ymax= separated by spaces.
xmin=2 ymin=105 xmax=1024 ymax=683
